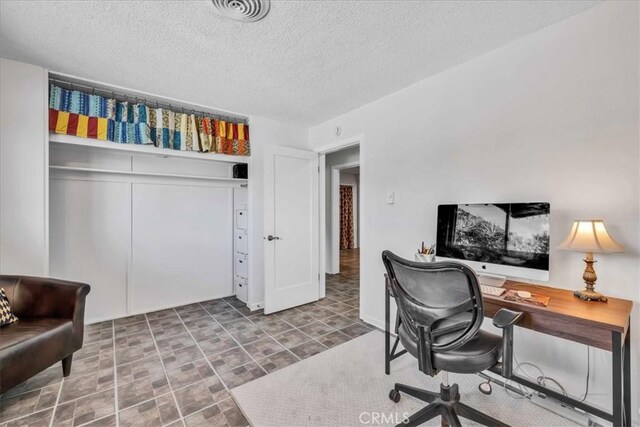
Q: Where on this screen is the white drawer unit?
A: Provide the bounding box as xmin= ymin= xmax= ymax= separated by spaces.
xmin=236 ymin=209 xmax=248 ymax=230
xmin=233 ymin=188 xmax=249 ymax=305
xmin=235 ymin=276 xmax=248 ymax=303
xmin=235 ymin=253 xmax=248 ymax=278
xmin=235 ymin=230 xmax=248 ymax=254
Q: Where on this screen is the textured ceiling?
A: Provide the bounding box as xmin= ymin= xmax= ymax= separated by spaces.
xmin=0 ymin=1 xmax=597 ymax=125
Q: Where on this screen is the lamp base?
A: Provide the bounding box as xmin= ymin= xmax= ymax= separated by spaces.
xmin=574 ymin=289 xmax=608 ymax=302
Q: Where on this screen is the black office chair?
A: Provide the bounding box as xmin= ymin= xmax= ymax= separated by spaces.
xmin=382 ymin=250 xmax=523 ymax=427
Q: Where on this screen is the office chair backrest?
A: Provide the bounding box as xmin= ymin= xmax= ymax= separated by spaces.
xmin=381 ymin=250 xmax=484 ymax=353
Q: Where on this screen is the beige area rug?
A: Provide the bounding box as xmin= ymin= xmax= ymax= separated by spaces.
xmin=232 ymin=331 xmax=578 ymax=426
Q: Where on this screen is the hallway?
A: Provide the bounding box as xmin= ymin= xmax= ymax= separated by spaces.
xmin=325 ymin=248 xmax=359 ymax=300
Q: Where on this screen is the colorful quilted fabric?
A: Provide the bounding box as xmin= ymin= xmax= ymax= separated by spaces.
xmin=198 ymin=116 xmax=214 ymax=153
xmin=115 ymin=101 xmax=128 ymax=122
xmin=186 ymin=114 xmax=200 ymax=151
xmin=238 ymin=123 xmax=250 ymax=156
xmin=49 ymin=109 xmax=109 ymax=141
xmin=216 ymin=120 xmax=231 ymax=154
xmin=106 ymin=99 xmax=117 ymax=121
xmin=49 ymin=84 xmax=249 ymax=155
xmin=49 ymin=108 xmax=149 ymax=144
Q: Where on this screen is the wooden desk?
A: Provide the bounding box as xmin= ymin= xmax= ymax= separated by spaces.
xmin=384 ymin=280 xmax=633 ymax=426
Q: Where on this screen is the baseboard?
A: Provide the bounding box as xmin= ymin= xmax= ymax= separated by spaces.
xmin=85 ymin=293 xmax=236 ymax=324
xmin=360 ymin=314 xmax=387 ymax=333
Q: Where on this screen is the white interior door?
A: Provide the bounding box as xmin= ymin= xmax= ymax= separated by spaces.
xmin=264 ymin=144 xmax=319 ymax=314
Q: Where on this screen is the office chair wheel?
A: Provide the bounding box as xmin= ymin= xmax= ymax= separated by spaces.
xmin=389 ymin=389 xmax=401 ymax=403
xmin=478 ymin=380 xmax=492 ymax=395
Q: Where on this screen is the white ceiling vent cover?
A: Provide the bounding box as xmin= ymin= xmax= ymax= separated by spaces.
xmin=211 ymin=0 xmax=270 ymax=23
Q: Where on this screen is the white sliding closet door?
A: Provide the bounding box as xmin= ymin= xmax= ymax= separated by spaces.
xmin=50 ymin=179 xmax=130 ymax=323
xmin=131 ymin=183 xmax=233 ymax=313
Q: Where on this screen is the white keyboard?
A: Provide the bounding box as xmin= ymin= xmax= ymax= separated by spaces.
xmin=480 ymin=285 xmax=506 ymax=297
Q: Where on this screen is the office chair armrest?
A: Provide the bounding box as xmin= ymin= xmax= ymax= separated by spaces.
xmin=493 ymin=309 xmax=523 ymax=378
xmin=492 ymin=309 xmax=523 ymax=329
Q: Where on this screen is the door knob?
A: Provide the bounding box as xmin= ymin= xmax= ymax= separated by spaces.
xmin=266 ymin=235 xmax=280 ymax=241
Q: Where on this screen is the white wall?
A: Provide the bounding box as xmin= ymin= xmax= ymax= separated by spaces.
xmin=0 ymin=58 xmax=48 ymax=276
xmin=247 ymin=116 xmax=309 ymax=308
xmin=324 ymin=146 xmax=360 ymax=273
xmin=340 ymin=172 xmax=359 ymax=248
xmin=309 ymin=1 xmax=639 ymax=418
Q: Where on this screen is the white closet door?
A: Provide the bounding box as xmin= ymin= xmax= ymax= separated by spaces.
xmin=131 ymin=183 xmax=233 ymax=313
xmin=49 ymin=179 xmax=130 ymax=323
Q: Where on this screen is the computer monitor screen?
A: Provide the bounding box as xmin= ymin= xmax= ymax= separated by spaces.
xmin=436 ymin=203 xmax=550 ymax=279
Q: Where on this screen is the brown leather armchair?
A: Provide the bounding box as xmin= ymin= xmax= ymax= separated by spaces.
xmin=0 ymin=275 xmax=90 ymax=394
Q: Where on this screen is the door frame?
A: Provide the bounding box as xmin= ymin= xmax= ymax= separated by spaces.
xmin=331 ymin=161 xmax=360 ymax=274
xmin=313 ymin=135 xmax=363 ymax=299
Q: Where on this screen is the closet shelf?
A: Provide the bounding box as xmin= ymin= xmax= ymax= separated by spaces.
xmin=50 ymin=165 xmax=248 ymax=184
xmin=50 ymin=133 xmax=250 ymax=164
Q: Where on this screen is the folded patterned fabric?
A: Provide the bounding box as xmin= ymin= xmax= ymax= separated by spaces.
xmin=114 ymin=121 xmax=127 ymax=143
xmin=186 ymin=114 xmax=200 ymax=151
xmin=115 ymin=101 xmax=128 ymax=122
xmin=214 ymin=119 xmax=224 ymax=153
xmin=148 ymin=107 xmax=157 ymax=145
xmin=49 ymin=85 xmax=248 ymax=155
xmin=149 ymin=108 xmax=173 ymax=148
xmin=228 ymin=122 xmax=237 ymax=155
xmin=198 ymin=116 xmax=214 ymax=152
xmin=106 ymin=99 xmax=117 ymax=121
xmin=238 ymin=123 xmax=250 ymax=156
xmin=216 ymin=120 xmax=232 ymax=154
xmin=49 ymin=108 xmax=109 ymax=141
xmin=174 ymin=113 xmax=187 ymax=150
xmin=68 ymin=90 xmax=83 ymax=115
xmin=127 ymin=103 xmax=149 ymax=125
xmin=88 ymin=94 xmax=104 ymax=118
xmin=177 ymin=113 xmax=187 ymax=151
xmin=160 ymin=109 xmax=174 ymax=149
xmin=107 ymin=120 xmax=116 ymax=142
xmin=49 ymin=85 xmax=63 ymax=110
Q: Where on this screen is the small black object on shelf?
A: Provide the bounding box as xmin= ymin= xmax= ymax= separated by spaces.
xmin=233 ymin=163 xmax=248 ymax=179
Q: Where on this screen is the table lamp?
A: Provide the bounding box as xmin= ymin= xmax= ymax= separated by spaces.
xmin=558 ymin=220 xmax=624 ymax=302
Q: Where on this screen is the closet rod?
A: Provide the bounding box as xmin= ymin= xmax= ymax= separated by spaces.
xmin=48 ymin=77 xmax=248 ymax=124
xmin=50 ymin=165 xmax=248 ymax=184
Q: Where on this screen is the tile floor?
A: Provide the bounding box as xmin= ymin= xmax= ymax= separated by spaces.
xmin=0 ymin=250 xmax=368 ymax=427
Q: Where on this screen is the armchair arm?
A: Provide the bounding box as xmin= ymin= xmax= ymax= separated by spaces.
xmin=493 ymin=308 xmax=523 ymax=378
xmin=6 ymin=276 xmax=90 ymax=349
xmin=493 ymin=308 xmax=523 ymax=329
xmin=10 ymin=276 xmax=90 ymax=321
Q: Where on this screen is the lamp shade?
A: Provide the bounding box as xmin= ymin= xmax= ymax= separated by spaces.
xmin=558 ymin=220 xmax=624 ymax=253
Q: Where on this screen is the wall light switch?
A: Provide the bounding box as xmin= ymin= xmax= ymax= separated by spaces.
xmin=387 ymin=192 xmax=395 ymax=204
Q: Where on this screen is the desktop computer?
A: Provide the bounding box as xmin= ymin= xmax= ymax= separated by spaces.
xmin=435 ymin=202 xmax=550 ymax=294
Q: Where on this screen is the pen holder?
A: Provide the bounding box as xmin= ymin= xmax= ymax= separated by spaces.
xmin=415 ymin=253 xmax=435 ymax=263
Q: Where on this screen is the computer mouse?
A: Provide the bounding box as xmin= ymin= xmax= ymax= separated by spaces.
xmin=517 ymin=291 xmax=532 ymax=298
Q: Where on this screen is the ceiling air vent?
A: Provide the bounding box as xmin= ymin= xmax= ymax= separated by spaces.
xmin=211 ymin=0 xmax=270 ymax=23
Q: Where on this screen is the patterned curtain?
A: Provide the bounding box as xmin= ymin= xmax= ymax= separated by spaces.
xmin=340 ymin=185 xmax=354 ymax=250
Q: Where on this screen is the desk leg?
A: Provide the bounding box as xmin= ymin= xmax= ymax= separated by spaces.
xmin=623 ymin=322 xmax=631 ymax=426
xmin=612 ymin=331 xmax=624 ymax=426
xmin=385 ymin=288 xmax=390 ymax=375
